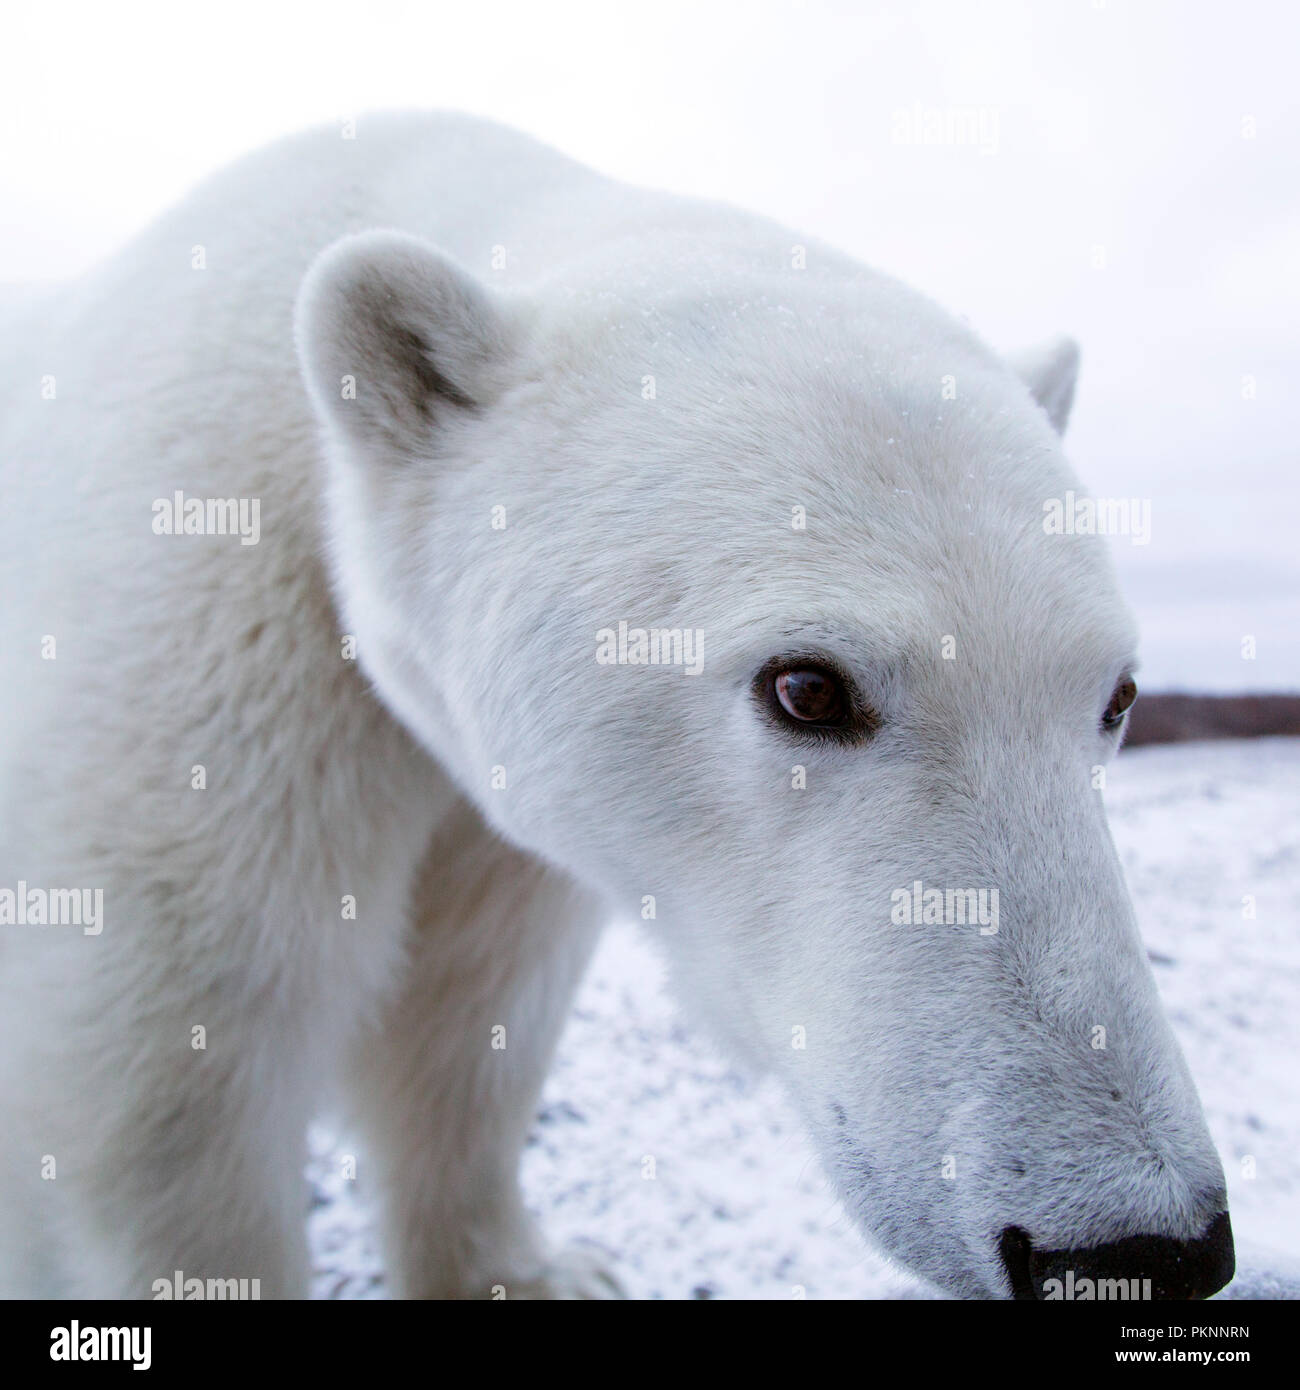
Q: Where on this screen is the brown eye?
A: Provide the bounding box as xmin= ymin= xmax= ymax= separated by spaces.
xmin=1103 ymin=675 xmax=1137 ymax=730
xmin=774 ymin=666 xmax=848 ymax=726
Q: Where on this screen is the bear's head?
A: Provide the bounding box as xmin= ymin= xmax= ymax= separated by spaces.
xmin=296 ymin=229 xmax=1232 ymax=1300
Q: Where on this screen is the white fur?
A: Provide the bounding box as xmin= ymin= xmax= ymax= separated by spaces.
xmin=0 ymin=112 xmax=1226 ymax=1299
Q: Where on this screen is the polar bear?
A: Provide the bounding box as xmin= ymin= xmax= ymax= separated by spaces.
xmin=0 ymin=111 xmax=1233 ymax=1300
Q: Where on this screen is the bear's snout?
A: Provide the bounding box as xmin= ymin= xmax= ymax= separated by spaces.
xmin=998 ymin=1211 xmax=1235 ymax=1301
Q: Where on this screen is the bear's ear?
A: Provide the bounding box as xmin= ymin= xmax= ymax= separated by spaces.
xmin=1009 ymin=336 xmax=1080 ymax=435
xmin=295 ymin=230 xmax=519 ymax=455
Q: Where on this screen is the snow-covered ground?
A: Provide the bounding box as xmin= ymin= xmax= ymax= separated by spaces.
xmin=307 ymin=737 xmax=1300 ymax=1299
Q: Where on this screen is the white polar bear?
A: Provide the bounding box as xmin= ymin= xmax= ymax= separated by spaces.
xmin=0 ymin=111 xmax=1234 ymax=1300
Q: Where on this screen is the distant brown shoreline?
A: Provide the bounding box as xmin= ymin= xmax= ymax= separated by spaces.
xmin=1124 ymin=693 xmax=1300 ymax=746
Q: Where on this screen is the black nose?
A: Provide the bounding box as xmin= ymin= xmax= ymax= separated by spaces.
xmin=999 ymin=1212 xmax=1235 ymax=1300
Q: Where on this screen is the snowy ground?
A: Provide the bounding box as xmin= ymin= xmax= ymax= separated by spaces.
xmin=307 ymin=737 xmax=1300 ymax=1299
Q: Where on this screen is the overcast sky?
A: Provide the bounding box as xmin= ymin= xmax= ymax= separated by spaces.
xmin=3 ymin=0 xmax=1296 ymax=689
